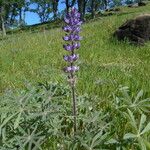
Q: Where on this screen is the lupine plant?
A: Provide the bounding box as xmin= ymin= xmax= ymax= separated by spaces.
xmin=62 ymin=7 xmax=82 ymax=133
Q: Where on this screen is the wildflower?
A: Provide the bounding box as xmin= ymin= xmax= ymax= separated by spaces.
xmin=62 ymin=7 xmax=82 ymax=134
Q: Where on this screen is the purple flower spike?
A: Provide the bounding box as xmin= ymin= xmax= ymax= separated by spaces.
xmin=63 ymin=54 xmax=79 ymax=62
xmin=64 ymin=66 xmax=79 ymax=73
xmin=62 ymin=7 xmax=82 ymax=133
xmin=62 ymin=7 xmax=82 ymax=75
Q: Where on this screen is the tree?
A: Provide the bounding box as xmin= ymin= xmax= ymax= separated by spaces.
xmin=0 ymin=0 xmax=27 ymax=36
xmin=0 ymin=0 xmax=11 ymax=37
xmin=15 ymin=0 xmax=27 ymax=26
xmin=30 ymin=0 xmax=53 ymax=23
xmin=87 ymin=0 xmax=101 ymax=18
xmin=77 ymin=0 xmax=88 ymax=20
xmin=0 ymin=5 xmax=6 ymax=37
xmin=65 ymin=0 xmax=76 ymax=13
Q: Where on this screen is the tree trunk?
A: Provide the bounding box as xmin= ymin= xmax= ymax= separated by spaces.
xmin=104 ymin=0 xmax=108 ymax=9
xmin=19 ymin=8 xmax=22 ymax=25
xmin=78 ymin=0 xmax=84 ymax=20
xmin=83 ymin=0 xmax=87 ymax=20
xmin=0 ymin=6 xmax=6 ymax=37
xmin=1 ymin=15 xmax=6 ymax=37
xmin=71 ymin=0 xmax=76 ymax=8
xmin=91 ymin=0 xmax=96 ymax=18
xmin=65 ymin=0 xmax=76 ymax=14
xmin=65 ymin=0 xmax=70 ymax=13
xmin=52 ymin=0 xmax=58 ymax=19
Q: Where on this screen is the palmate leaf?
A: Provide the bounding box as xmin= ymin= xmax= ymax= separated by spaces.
xmin=126 ymin=109 xmax=150 ymax=136
xmin=116 ymin=87 xmax=150 ymax=113
xmin=0 ymin=113 xmax=17 ymax=132
xmin=124 ymin=109 xmax=150 ymax=149
xmin=16 ymin=125 xmax=44 ymax=150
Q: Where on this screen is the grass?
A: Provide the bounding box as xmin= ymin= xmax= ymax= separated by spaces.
xmin=1 ymin=4 xmax=150 ymax=98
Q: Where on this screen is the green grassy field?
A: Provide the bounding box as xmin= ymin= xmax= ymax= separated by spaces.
xmin=1 ymin=4 xmax=150 ymax=98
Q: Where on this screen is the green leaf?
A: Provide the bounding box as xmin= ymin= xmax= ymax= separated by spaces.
xmin=0 ymin=113 xmax=17 ymax=129
xmin=139 ymin=138 xmax=147 ymax=150
xmin=134 ymin=90 xmax=143 ymax=103
xmin=143 ymin=139 xmax=150 ymax=149
xmin=91 ymin=130 xmax=103 ymax=148
xmin=123 ymin=133 xmax=137 ymax=139
xmin=14 ymin=112 xmax=22 ymax=129
xmin=106 ymin=138 xmax=118 ymax=144
xmin=139 ymin=114 xmax=146 ymax=133
xmin=140 ymin=122 xmax=150 ymax=135
xmin=127 ymin=109 xmax=137 ymax=131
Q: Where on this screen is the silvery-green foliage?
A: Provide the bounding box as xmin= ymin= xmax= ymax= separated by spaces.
xmin=0 ymin=82 xmax=71 ymax=149
xmin=112 ymin=86 xmax=150 ymax=113
xmin=0 ymin=84 xmax=150 ymax=149
xmin=123 ymin=109 xmax=150 ymax=150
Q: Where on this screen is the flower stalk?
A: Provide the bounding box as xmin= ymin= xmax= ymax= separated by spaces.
xmin=62 ymin=7 xmax=82 ymax=134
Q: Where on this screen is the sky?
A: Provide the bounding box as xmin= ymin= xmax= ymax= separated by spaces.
xmin=25 ymin=1 xmax=66 ymax=25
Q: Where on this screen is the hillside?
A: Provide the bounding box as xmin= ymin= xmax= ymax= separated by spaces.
xmin=1 ymin=4 xmax=150 ymax=97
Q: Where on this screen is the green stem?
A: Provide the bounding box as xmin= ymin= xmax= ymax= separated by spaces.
xmin=70 ymin=41 xmax=77 ymax=134
xmin=71 ymin=78 xmax=77 ymax=133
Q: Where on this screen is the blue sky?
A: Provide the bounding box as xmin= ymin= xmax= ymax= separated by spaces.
xmin=25 ymin=1 xmax=66 ymax=25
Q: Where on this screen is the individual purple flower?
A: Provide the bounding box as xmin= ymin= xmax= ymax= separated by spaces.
xmin=63 ymin=35 xmax=70 ymax=41
xmin=74 ymin=35 xmax=82 ymax=41
xmin=63 ymin=26 xmax=72 ymax=32
xmin=63 ymin=66 xmax=79 ymax=73
xmin=63 ymin=54 xmax=79 ymax=62
xmin=63 ymin=34 xmax=82 ymax=41
xmin=63 ymin=42 xmax=80 ymax=51
xmin=73 ymin=42 xmax=80 ymax=49
xmin=74 ymin=12 xmax=80 ymax=18
xmin=74 ymin=27 xmax=81 ymax=33
xmin=63 ymin=44 xmax=73 ymax=51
